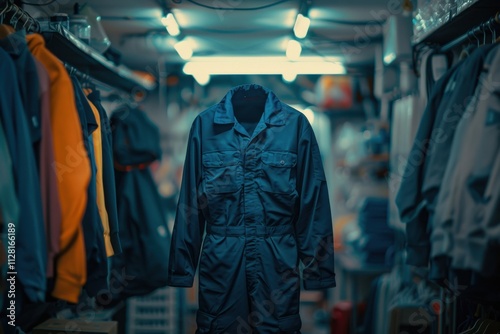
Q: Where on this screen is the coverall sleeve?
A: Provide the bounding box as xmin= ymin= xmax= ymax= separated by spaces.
xmin=167 ymin=117 xmax=205 ymax=287
xmin=295 ymin=121 xmax=336 ymax=290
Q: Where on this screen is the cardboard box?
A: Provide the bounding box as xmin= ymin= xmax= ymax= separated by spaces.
xmin=33 ymin=319 xmax=117 ymax=334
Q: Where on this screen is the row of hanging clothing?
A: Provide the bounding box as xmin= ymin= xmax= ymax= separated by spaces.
xmin=0 ymin=27 xmax=118 ymax=306
xmin=0 ymin=18 xmax=170 ymax=333
xmin=362 ymin=265 xmax=500 ymax=334
xmin=393 ymin=17 xmax=500 ymax=333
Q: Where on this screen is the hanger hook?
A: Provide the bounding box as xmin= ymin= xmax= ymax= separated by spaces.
xmin=472 ymin=29 xmax=480 ymax=46
xmin=482 ymin=23 xmax=487 ymax=45
xmin=0 ymin=2 xmax=10 ymax=17
xmin=22 ymin=16 xmax=29 ymax=29
xmin=488 ymin=20 xmax=495 ymax=43
xmin=466 ymin=30 xmax=475 ymax=46
xmin=10 ymin=5 xmax=20 ymax=28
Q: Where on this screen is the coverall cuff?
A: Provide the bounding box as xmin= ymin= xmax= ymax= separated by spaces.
xmin=52 ymin=277 xmax=83 ymax=304
xmin=303 ymin=277 xmax=336 ymax=290
xmin=167 ymin=275 xmax=194 ymax=287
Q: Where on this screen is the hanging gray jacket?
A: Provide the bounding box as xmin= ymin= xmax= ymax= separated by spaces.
xmin=431 ymin=44 xmax=500 ymax=277
xmin=395 ymin=45 xmax=495 ymax=267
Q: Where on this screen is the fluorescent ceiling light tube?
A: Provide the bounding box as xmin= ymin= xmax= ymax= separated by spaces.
xmin=188 ymin=56 xmax=342 ymax=62
xmin=161 ymin=13 xmax=180 ymax=37
xmin=174 ymin=40 xmax=193 ymax=60
xmin=286 ymin=40 xmax=302 ymax=60
xmin=183 ymin=59 xmax=346 ymax=75
xmin=293 ymin=14 xmax=310 ymax=39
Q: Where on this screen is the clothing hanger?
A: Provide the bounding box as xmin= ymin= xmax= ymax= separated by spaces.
xmin=474 ymin=319 xmax=493 ymax=333
xmin=482 ymin=24 xmax=487 ymax=46
xmin=0 ymin=0 xmax=10 ymax=19
xmin=9 ymin=5 xmax=20 ymax=29
xmin=459 ymin=319 xmax=480 ymax=334
xmin=487 ymin=22 xmax=495 ymax=44
xmin=474 ymin=30 xmax=481 ymax=47
xmin=0 ymin=1 xmax=15 ymax=38
xmin=495 ymin=12 xmax=500 ymax=43
xmin=459 ymin=305 xmax=486 ymax=334
xmin=21 ymin=15 xmax=30 ymax=31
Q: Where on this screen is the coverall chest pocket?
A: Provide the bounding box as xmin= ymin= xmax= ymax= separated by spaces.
xmin=258 ymin=151 xmax=297 ymax=194
xmin=202 ymin=151 xmax=242 ymax=194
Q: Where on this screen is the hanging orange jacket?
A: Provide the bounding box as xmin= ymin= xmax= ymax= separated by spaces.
xmin=27 ymin=34 xmax=90 ymax=304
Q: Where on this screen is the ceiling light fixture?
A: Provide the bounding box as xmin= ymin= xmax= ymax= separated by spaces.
xmin=183 ymin=58 xmax=346 ymax=76
xmin=282 ymin=71 xmax=297 ymax=82
xmin=293 ymin=13 xmax=310 ymax=39
xmin=161 ymin=12 xmax=180 ymax=37
xmin=193 ymin=72 xmax=210 ymax=86
xmin=174 ymin=40 xmax=193 ymax=60
xmin=286 ymin=40 xmax=302 ymax=60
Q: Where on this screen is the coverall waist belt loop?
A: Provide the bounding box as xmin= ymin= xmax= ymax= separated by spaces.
xmin=206 ymin=225 xmax=294 ymax=237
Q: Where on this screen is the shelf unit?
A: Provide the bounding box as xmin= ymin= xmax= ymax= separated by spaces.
xmin=41 ymin=25 xmax=156 ymax=93
xmin=412 ymin=0 xmax=500 ymax=45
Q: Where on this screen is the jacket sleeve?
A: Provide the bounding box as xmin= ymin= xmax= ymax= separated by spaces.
xmin=394 ymin=69 xmax=452 ymax=267
xmin=295 ymin=120 xmax=336 ymax=290
xmin=167 ymin=117 xmax=205 ymax=287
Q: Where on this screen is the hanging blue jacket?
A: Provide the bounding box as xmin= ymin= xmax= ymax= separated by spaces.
xmin=0 ymin=49 xmax=46 ymax=304
xmin=168 ymin=84 xmax=336 ymax=333
xmin=71 ymin=76 xmax=108 ymax=297
xmin=108 ymin=106 xmax=170 ymax=303
xmin=86 ymin=90 xmax=121 ymax=255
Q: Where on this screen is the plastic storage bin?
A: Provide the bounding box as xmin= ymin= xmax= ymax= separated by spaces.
xmin=126 ymin=287 xmax=177 ymax=334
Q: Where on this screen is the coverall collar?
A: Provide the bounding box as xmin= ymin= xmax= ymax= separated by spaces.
xmin=214 ymin=84 xmax=285 ymax=126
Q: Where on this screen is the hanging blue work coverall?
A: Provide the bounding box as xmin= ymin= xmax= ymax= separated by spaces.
xmin=168 ymin=84 xmax=336 ymax=333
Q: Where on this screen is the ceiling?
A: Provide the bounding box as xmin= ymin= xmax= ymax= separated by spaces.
xmin=27 ymin=0 xmax=395 ymax=73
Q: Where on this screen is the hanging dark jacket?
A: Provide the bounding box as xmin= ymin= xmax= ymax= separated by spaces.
xmin=0 ymin=48 xmax=46 ymax=304
xmin=0 ymin=30 xmax=41 ymax=151
xmin=71 ymin=76 xmax=108 ymax=297
xmin=109 ymin=106 xmax=170 ymax=301
xmin=0 ymin=116 xmax=18 ymax=227
xmin=168 ymin=84 xmax=336 ymax=333
xmin=86 ymin=90 xmax=121 ymax=255
xmin=0 ymin=116 xmax=18 ymax=314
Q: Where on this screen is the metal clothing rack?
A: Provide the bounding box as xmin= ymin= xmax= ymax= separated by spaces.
xmin=0 ymin=0 xmax=155 ymax=95
xmin=64 ymin=63 xmax=114 ymax=92
xmin=0 ymin=0 xmax=40 ymax=32
xmin=440 ymin=12 xmax=500 ymax=52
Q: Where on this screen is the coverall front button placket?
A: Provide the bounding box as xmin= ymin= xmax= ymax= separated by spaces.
xmin=242 ymin=129 xmax=266 ymax=298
